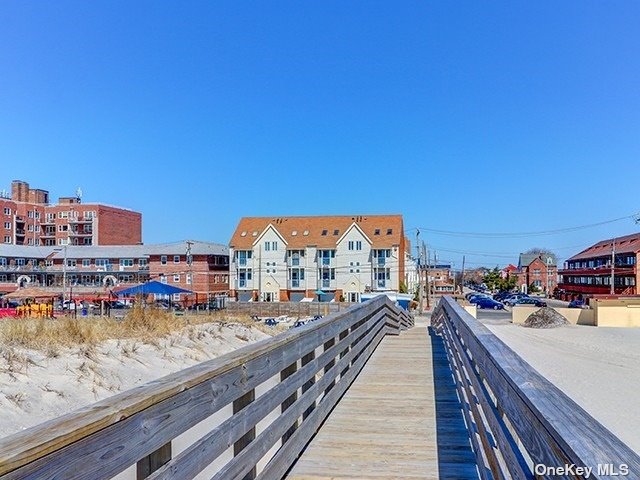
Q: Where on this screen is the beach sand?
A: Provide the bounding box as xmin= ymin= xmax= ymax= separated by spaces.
xmin=485 ymin=321 xmax=640 ymax=454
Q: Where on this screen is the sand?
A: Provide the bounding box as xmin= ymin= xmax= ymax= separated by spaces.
xmin=484 ymin=321 xmax=640 ymax=454
xmin=0 ymin=321 xmax=270 ymax=439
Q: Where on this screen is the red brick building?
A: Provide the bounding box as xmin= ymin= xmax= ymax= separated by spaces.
xmin=1 ymin=180 xmax=141 ymax=247
xmin=515 ymin=252 xmax=558 ymax=294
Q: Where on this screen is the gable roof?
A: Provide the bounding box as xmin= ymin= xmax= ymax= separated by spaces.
xmin=567 ymin=232 xmax=640 ymax=262
xmin=230 ymin=215 xmax=404 ymax=249
xmin=518 ymin=252 xmax=557 ymax=268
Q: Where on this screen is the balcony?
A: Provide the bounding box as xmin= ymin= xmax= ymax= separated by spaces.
xmin=68 ymin=218 xmax=94 ymax=224
xmin=559 ymin=265 xmax=635 ymax=276
xmin=69 ymin=231 xmax=93 ymax=236
xmin=15 ymin=229 xmax=25 ymax=236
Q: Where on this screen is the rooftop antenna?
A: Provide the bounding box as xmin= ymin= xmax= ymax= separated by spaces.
xmin=76 ymin=187 xmax=83 ymax=203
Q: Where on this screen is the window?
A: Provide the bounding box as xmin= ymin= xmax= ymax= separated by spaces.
xmin=272 ymin=241 xmax=278 ymax=251
xmin=173 ymin=274 xmax=180 ymax=283
xmin=95 ymin=259 xmax=108 ymax=267
xmin=173 ymin=255 xmax=180 ymax=263
xmin=59 ymin=211 xmax=69 ymax=219
xmin=3 ymin=236 xmax=10 ymax=244
xmin=35 ymin=211 xmax=40 ymax=219
xmin=321 ymin=229 xmax=328 ymax=236
xmin=27 ymin=224 xmax=34 ymax=232
xmin=291 ymin=230 xmax=297 ymax=236
xmin=66 ymin=259 xmax=77 ymax=267
xmin=35 ymin=225 xmax=40 ymax=232
xmin=3 ymin=207 xmax=10 ymax=215
xmin=120 ymin=259 xmax=134 ymax=267
xmin=3 ymin=222 xmax=10 ymax=229
xmin=160 ymin=275 xmax=167 ymax=284
xmin=58 ymin=225 xmax=68 ymax=232
xmin=82 ymin=259 xmax=91 ymax=267
xmin=58 ymin=238 xmax=68 ymax=245
xmin=348 ymin=241 xmax=354 ymax=250
xmin=240 ymin=231 xmax=247 ymax=237
xmin=264 ymin=241 xmax=271 ymax=251
xmin=160 ymin=255 xmax=167 ymax=265
xmin=374 ymin=229 xmax=380 ymax=235
xmin=27 ymin=238 xmax=33 ymax=245
xmin=387 ymin=228 xmax=393 ymax=235
xmin=333 ymin=229 xmax=339 ymax=236
xmin=46 ymin=213 xmax=56 ymax=222
xmin=303 ymin=230 xmax=309 ymax=236
xmin=186 ymin=273 xmax=192 ymax=285
xmin=348 ymin=240 xmax=363 ymax=251
xmin=173 ymin=293 xmax=181 ymax=301
xmin=27 ymin=211 xmax=34 ymax=218
xmin=139 ymin=258 xmax=148 ymax=267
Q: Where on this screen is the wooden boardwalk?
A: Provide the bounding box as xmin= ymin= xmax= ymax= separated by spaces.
xmin=286 ymin=326 xmax=478 ymax=480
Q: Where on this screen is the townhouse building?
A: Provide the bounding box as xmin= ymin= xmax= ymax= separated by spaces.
xmin=557 ymin=233 xmax=639 ymax=300
xmin=0 ymin=241 xmax=228 ymax=302
xmin=229 ymin=215 xmax=406 ymax=302
xmin=1 ymin=180 xmax=141 ymax=246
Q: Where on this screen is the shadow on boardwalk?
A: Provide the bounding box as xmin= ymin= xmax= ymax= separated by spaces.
xmin=429 ymin=326 xmax=480 ymax=480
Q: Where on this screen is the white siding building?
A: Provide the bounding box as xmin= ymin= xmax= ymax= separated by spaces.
xmin=229 ymin=215 xmax=407 ymax=302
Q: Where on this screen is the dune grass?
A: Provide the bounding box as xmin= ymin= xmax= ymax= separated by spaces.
xmin=0 ymin=304 xmax=272 ymax=352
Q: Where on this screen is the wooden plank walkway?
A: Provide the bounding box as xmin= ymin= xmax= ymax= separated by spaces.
xmin=286 ymin=326 xmax=478 ymax=480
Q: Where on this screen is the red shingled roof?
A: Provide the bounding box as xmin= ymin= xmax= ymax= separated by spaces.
xmin=568 ymin=232 xmax=640 ymax=261
xmin=229 ymin=215 xmax=404 ymax=249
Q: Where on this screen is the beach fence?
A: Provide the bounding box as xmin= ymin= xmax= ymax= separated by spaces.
xmin=0 ymin=296 xmax=412 ymax=480
xmin=225 ymin=301 xmax=354 ymax=318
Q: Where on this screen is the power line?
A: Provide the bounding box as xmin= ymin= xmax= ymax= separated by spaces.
xmin=408 ymin=213 xmax=638 ymax=238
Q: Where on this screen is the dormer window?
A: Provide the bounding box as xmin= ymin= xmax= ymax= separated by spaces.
xmin=303 ymin=230 xmax=309 ymax=236
xmin=240 ymin=231 xmax=247 ymax=237
xmin=387 ymin=228 xmax=393 ymax=235
xmin=333 ymin=229 xmax=339 ymax=236
xmin=291 ymin=230 xmax=297 ymax=236
xmin=321 ymin=229 xmax=328 ymax=236
xmin=374 ymin=229 xmax=380 ymax=235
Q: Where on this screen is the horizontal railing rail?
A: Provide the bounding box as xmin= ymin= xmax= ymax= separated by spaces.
xmin=432 ymin=296 xmax=640 ymax=480
xmin=0 ymin=295 xmax=413 ymax=480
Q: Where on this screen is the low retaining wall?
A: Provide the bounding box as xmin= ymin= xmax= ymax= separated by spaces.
xmin=511 ymin=306 xmax=595 ymax=326
xmin=593 ymin=298 xmax=640 ymax=327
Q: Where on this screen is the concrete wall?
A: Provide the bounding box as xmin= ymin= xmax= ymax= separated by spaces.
xmin=511 ymin=306 xmax=595 ymax=326
xmin=593 ymin=299 xmax=640 ymax=327
xmin=463 ymin=305 xmax=477 ymax=318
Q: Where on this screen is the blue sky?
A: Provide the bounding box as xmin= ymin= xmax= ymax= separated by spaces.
xmin=1 ymin=1 xmax=639 ymax=268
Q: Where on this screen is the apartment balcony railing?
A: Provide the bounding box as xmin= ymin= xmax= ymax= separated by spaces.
xmin=68 ymin=218 xmax=94 ymax=224
xmin=288 ymin=256 xmax=301 ymax=267
xmin=16 ymin=229 xmax=25 ymax=236
xmin=69 ymin=231 xmax=93 ymax=236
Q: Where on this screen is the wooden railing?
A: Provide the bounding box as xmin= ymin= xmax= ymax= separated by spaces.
xmin=0 ymin=296 xmax=413 ymax=480
xmin=432 ymin=296 xmax=640 ymax=480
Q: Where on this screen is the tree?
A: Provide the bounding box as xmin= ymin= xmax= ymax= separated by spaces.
xmin=482 ymin=267 xmax=502 ymax=291
xmin=399 ymin=281 xmax=408 ymax=294
xmin=529 ymin=282 xmax=541 ymax=293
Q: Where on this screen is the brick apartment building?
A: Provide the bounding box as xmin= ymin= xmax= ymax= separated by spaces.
xmin=515 ymin=252 xmax=558 ymax=294
xmin=0 ymin=241 xmax=229 ymax=303
xmin=229 ymin=215 xmax=406 ymax=302
xmin=557 ymin=233 xmax=639 ymax=300
xmin=1 ymin=180 xmax=141 ymax=246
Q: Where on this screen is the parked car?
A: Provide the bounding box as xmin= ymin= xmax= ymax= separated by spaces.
xmin=493 ymin=291 xmax=513 ymax=302
xmin=512 ymin=297 xmax=547 ymax=307
xmin=568 ymin=300 xmax=586 ymax=309
xmin=473 ymin=297 xmax=505 ymax=310
xmin=503 ymin=294 xmax=530 ymax=306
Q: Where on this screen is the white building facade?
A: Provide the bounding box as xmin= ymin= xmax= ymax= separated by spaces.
xmin=229 ymin=215 xmax=407 ymax=302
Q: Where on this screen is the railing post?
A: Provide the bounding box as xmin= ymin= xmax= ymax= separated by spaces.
xmin=280 ymin=361 xmax=298 ymax=443
xmin=301 ymin=350 xmax=316 ymax=419
xmin=339 ymin=328 xmax=350 ymax=378
xmin=136 ymin=442 xmax=171 ymax=479
xmin=233 ymin=389 xmax=256 ymax=480
xmin=323 ymin=337 xmax=336 ymax=395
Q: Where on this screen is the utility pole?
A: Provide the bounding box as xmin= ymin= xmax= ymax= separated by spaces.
xmin=186 ymin=240 xmax=194 ymax=309
xmin=62 ymin=244 xmax=68 ymax=308
xmin=460 ymin=255 xmax=466 ymax=294
xmin=416 ymin=230 xmax=423 ymax=314
xmin=423 ymin=242 xmax=430 ymax=309
xmin=610 ymin=237 xmax=616 ymax=295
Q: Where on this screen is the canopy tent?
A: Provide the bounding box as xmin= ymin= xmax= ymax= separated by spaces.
xmin=116 ymin=281 xmax=192 ymax=297
xmin=2 ymin=288 xmax=61 ymax=300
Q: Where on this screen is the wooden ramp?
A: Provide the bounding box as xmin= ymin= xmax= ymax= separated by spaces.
xmin=286 ymin=326 xmax=478 ymax=480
